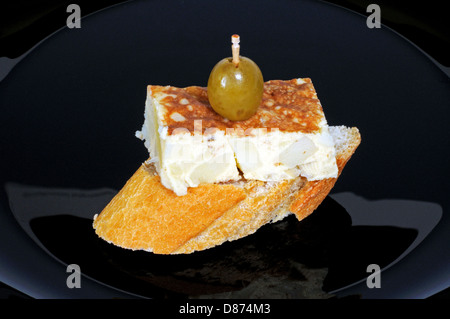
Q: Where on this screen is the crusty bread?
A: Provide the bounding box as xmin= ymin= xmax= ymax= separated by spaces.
xmin=93 ymin=126 xmax=360 ymax=254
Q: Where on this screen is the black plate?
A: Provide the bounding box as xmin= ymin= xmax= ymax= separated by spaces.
xmin=1 ymin=0 xmax=449 ymax=299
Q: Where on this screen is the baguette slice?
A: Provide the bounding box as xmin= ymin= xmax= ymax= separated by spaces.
xmin=93 ymin=125 xmax=360 ymax=254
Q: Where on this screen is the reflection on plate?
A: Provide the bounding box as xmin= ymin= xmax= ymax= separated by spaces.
xmin=6 ymin=183 xmax=442 ymax=298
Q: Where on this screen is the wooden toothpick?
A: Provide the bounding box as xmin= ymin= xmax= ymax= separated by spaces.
xmin=231 ymin=34 xmax=240 ymax=67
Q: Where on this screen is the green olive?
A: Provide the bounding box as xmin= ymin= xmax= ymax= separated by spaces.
xmin=207 ymin=56 xmax=264 ymax=121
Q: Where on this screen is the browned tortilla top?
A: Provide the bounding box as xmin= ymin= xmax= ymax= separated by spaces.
xmin=149 ymin=78 xmax=325 ymax=135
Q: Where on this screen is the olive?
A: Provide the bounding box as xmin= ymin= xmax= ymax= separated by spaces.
xmin=207 ymin=35 xmax=263 ymax=121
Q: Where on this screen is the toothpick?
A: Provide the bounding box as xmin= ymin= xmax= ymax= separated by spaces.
xmin=231 ymin=34 xmax=240 ymax=67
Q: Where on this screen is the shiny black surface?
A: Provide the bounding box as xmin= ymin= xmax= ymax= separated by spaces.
xmin=27 ymin=198 xmax=417 ymax=298
xmin=0 ymin=0 xmax=449 ymax=299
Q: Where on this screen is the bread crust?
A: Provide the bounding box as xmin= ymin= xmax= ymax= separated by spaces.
xmin=93 ymin=126 xmax=361 ymax=254
xmin=290 ymin=126 xmax=361 ymax=221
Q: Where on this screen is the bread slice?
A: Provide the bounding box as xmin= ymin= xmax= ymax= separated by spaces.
xmin=93 ymin=125 xmax=360 ymax=254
